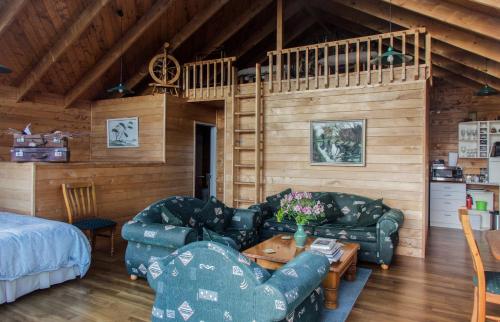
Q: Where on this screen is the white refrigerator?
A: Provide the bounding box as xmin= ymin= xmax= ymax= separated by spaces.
xmin=490 ymin=157 xmax=500 ymax=184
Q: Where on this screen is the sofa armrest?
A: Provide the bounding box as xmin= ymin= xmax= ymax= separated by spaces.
xmin=377 ymin=208 xmax=404 ymax=236
xmin=254 ymin=251 xmax=330 ymax=321
xmin=121 ymin=221 xmax=197 ymax=249
xmin=229 ymin=208 xmax=261 ymax=230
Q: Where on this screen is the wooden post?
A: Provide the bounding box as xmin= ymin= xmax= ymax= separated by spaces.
xmin=194 ymin=64 xmax=197 ymax=99
xmin=305 ymin=47 xmax=309 ymax=90
xmin=324 ymin=45 xmax=329 ymax=88
xmin=255 ymin=63 xmax=262 ymax=203
xmin=276 ymin=0 xmax=283 ymax=93
xmin=268 ymin=53 xmax=273 ymax=92
xmin=425 ymin=32 xmax=432 ymax=85
xmin=356 ymin=39 xmax=360 ymax=85
xmin=315 ymin=47 xmax=319 ymax=89
xmin=295 ymin=49 xmax=300 ymax=90
xmin=378 ymin=36 xmax=382 ymax=83
xmin=221 ymin=60 xmax=224 ymax=96
xmin=335 ymin=44 xmax=339 ymax=87
xmin=228 ymin=60 xmax=232 ymax=95
xmin=402 ymin=32 xmax=406 ymax=81
xmin=287 ymin=51 xmax=291 ymax=91
xmin=390 ymin=34 xmax=394 ymax=82
xmin=414 ymin=30 xmax=420 ymax=80
xmin=366 ymin=40 xmax=371 ymax=85
xmin=345 ymin=42 xmax=349 ymax=86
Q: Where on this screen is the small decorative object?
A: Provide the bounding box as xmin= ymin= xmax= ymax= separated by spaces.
xmin=107 ymin=117 xmax=139 ymax=148
xmin=468 ymin=112 xmax=477 ymax=121
xmin=263 ymin=248 xmax=276 ymax=254
xmin=281 ymin=235 xmax=292 ymax=240
xmin=276 ymin=192 xmax=325 ymax=248
xmin=148 ymin=42 xmax=181 ymax=96
xmin=491 ymin=128 xmax=497 ymax=134
xmin=310 ymin=119 xmax=366 ymax=166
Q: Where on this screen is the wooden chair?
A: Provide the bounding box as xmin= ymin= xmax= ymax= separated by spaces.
xmin=459 ymin=208 xmax=500 ymax=322
xmin=62 ymin=182 xmax=117 ymax=256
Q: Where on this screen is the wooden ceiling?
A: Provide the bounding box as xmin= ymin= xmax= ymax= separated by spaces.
xmin=0 ymin=0 xmax=498 ymax=106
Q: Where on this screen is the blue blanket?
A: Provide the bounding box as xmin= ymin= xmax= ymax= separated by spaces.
xmin=0 ymin=212 xmax=91 ymax=281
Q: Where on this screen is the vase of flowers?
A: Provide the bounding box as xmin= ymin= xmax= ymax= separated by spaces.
xmin=276 ymin=192 xmax=325 ymax=248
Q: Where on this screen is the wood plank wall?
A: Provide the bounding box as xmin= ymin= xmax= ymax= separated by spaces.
xmin=0 ymin=162 xmax=35 ymax=215
xmin=430 ymin=79 xmax=500 ymax=174
xmin=91 ymin=96 xmax=166 ymax=162
xmin=0 ymin=88 xmax=91 ymax=162
xmin=226 ymin=81 xmax=429 ymax=258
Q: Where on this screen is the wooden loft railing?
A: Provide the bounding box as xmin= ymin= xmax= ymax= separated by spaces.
xmin=266 ymin=28 xmax=431 ymax=93
xmin=183 ymin=57 xmax=236 ymax=101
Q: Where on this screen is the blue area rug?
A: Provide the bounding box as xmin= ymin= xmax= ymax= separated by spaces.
xmin=321 ymin=267 xmax=372 ymax=322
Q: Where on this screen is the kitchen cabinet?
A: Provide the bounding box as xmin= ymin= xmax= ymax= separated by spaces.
xmin=458 ymin=121 xmax=500 ymax=159
xmin=430 ymin=182 xmax=466 ymax=229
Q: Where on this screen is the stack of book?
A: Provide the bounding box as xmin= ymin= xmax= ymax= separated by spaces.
xmin=310 ymin=237 xmax=344 ymax=264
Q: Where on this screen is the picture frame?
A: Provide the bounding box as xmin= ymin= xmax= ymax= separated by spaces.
xmin=106 ymin=117 xmax=139 ymax=148
xmin=310 ymin=119 xmax=366 ymax=166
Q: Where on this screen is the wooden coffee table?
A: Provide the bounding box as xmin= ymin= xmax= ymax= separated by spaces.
xmin=243 ymin=234 xmax=360 ymax=309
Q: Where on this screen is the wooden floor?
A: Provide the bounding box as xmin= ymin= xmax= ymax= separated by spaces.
xmin=1 ymin=227 xmax=499 ymax=322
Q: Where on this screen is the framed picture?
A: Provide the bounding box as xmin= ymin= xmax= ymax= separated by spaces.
xmin=310 ymin=119 xmax=366 ymax=166
xmin=106 ymin=117 xmax=139 ymax=148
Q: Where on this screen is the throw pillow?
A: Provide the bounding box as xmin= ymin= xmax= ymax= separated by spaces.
xmin=316 ymin=193 xmax=339 ymax=223
xmin=266 ymin=188 xmax=292 ymax=212
xmin=160 ymin=205 xmax=184 ymax=226
xmin=356 ymin=199 xmax=384 ymax=227
xmin=198 ymin=197 xmax=234 ymax=233
xmin=202 ymin=227 xmax=239 ymax=250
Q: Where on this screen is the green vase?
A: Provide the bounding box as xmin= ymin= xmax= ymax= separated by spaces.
xmin=294 ymin=224 xmax=307 ymax=248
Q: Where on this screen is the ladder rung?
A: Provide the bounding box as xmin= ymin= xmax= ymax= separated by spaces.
xmin=234 ymin=199 xmax=256 ymax=203
xmin=235 ymin=93 xmax=256 ymax=98
xmin=235 ymin=112 xmax=256 ymax=116
xmin=234 ymin=129 xmax=255 ymax=133
xmin=234 ymin=181 xmax=255 ymax=186
xmin=235 ymin=164 xmax=255 ymax=168
xmin=234 ymin=146 xmax=255 ymax=150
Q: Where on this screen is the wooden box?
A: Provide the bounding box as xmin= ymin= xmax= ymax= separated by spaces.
xmin=11 ymin=147 xmax=69 ymax=162
xmin=13 ymin=133 xmax=68 ymax=148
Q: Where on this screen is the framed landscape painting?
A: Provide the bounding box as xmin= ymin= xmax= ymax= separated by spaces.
xmin=107 ymin=117 xmax=139 ymax=148
xmin=310 ymin=119 xmax=366 ymax=166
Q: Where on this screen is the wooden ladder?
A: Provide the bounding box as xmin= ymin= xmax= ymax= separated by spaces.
xmin=231 ymin=63 xmax=263 ymax=208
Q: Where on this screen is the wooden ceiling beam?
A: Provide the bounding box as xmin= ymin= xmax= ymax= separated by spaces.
xmin=330 ymin=0 xmax=500 ymax=63
xmin=16 ymin=0 xmax=112 ymax=102
xmin=381 ymin=0 xmax=500 ymax=41
xmin=197 ymin=0 xmax=273 ymax=60
xmin=0 ymin=0 xmax=28 ymax=37
xmin=315 ymin=1 xmax=500 ymax=80
xmin=64 ymin=0 xmax=174 ymax=108
xmin=432 ymin=66 xmax=481 ymax=90
xmin=232 ymin=0 xmax=302 ymax=59
xmin=119 ymin=0 xmax=230 ymax=96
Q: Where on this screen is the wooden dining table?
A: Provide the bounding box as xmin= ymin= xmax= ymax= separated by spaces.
xmin=486 ymin=230 xmax=500 ymax=260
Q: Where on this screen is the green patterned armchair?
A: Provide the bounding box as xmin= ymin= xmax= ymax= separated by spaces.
xmin=147 ymin=241 xmax=330 ymax=322
xmin=122 ymin=196 xmax=262 ymax=279
xmin=251 ymin=191 xmax=404 ymax=269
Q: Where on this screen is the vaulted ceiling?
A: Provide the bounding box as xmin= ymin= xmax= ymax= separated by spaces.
xmin=0 ymin=0 xmax=498 ymax=106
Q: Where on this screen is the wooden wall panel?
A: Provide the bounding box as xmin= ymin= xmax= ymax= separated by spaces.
xmin=0 ymin=88 xmax=91 ymax=162
xmin=0 ymin=162 xmax=34 ymax=215
xmin=226 ymin=81 xmax=429 ymax=258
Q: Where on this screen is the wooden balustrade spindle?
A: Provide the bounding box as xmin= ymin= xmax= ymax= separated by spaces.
xmin=335 ymin=44 xmax=339 ymax=87
xmin=315 ymin=47 xmax=319 ymax=89
xmin=356 ymin=39 xmax=360 ymax=85
xmin=389 ymin=34 xmax=394 ymax=82
xmin=414 ymin=31 xmax=420 ymax=80
xmin=324 ymin=45 xmax=329 ymax=88
xmin=366 ymin=39 xmax=371 ymax=85
xmin=345 ymin=42 xmax=349 ymax=86
xmin=194 ymin=64 xmax=197 ymax=98
xmin=305 ymin=47 xmax=309 ymax=90
xmin=378 ymin=36 xmax=382 ymax=83
xmin=295 ymin=49 xmax=300 ymax=90
xmin=213 ymin=62 xmax=217 ymax=98
xmin=287 ymin=51 xmax=291 ymax=91
xmin=268 ymin=54 xmax=273 ymax=92
xmin=402 ymin=32 xmax=406 ymax=81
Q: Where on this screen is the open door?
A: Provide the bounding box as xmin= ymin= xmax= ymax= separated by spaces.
xmin=194 ymin=122 xmax=216 ymax=201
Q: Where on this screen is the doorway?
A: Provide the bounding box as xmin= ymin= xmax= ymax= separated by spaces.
xmin=194 ymin=122 xmax=216 ymax=201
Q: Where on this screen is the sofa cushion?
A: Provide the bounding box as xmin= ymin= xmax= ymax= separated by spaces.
xmin=262 ymin=218 xmax=315 ymax=235
xmin=198 ymin=197 xmax=234 ymax=233
xmin=356 ymin=198 xmax=384 ymax=227
xmin=161 ymin=196 xmax=205 ymax=227
xmin=266 ymin=188 xmax=292 ymax=211
xmin=313 ymin=224 xmax=377 ymax=242
xmin=333 ymin=193 xmax=374 ymax=226
xmin=316 ymin=193 xmax=340 ymax=223
xmin=160 ymin=205 xmax=183 ymax=226
xmin=222 ymin=228 xmax=259 ymax=249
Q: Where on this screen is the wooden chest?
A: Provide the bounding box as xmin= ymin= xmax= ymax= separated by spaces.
xmin=11 ymin=147 xmax=69 ymax=162
xmin=13 ymin=134 xmax=68 ymax=148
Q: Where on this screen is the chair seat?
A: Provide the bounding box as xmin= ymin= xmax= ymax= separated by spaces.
xmin=473 ymin=271 xmax=500 ymax=294
xmin=73 ymin=218 xmax=116 ymax=231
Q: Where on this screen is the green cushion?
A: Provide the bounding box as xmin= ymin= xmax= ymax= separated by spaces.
xmin=356 ymin=198 xmax=384 ymax=227
xmin=266 ymin=188 xmax=292 ymax=211
xmin=198 ymin=197 xmax=234 ymax=233
xmin=160 ymin=205 xmax=183 ymax=226
xmin=473 ymin=271 xmax=500 ymax=295
xmin=316 ymin=193 xmax=339 ymax=223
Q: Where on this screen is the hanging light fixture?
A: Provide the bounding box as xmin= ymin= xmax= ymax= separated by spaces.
xmin=0 ymin=64 xmax=12 ymax=74
xmin=371 ymin=0 xmax=412 ymax=66
xmin=107 ymin=9 xmax=134 ymax=95
xmin=476 ymin=59 xmax=497 ymax=96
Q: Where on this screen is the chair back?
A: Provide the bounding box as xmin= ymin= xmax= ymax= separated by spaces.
xmin=459 ymin=208 xmax=486 ymax=321
xmin=62 ymin=182 xmax=98 ymax=224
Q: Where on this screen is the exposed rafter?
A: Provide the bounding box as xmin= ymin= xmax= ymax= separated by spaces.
xmin=314 ymin=1 xmax=500 ymax=80
xmin=64 ymin=0 xmax=174 ymax=108
xmin=382 ymin=0 xmax=500 ymax=41
xmin=0 ymin=0 xmax=28 ymax=37
xmin=196 ymin=0 xmax=273 ymax=60
xmin=120 ymin=0 xmax=230 ymax=95
xmin=331 ymin=0 xmax=500 ymax=63
xmin=16 ymin=0 xmax=112 ymax=102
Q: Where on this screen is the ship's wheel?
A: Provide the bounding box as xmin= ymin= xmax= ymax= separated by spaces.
xmin=148 ymin=42 xmax=180 ymax=95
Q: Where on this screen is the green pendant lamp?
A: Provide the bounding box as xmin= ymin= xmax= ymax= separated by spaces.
xmin=0 ymin=64 xmax=12 ymax=74
xmin=475 ymin=59 xmax=497 ymax=96
xmin=370 ymin=0 xmax=413 ymax=66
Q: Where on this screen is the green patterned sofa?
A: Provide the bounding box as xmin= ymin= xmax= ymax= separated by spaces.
xmin=147 ymin=241 xmax=330 ymax=322
xmin=250 ymin=191 xmax=404 ymax=269
xmin=122 ymin=196 xmax=261 ymax=279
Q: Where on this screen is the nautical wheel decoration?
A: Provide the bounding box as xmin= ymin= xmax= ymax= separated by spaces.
xmin=148 ymin=42 xmax=181 ymax=96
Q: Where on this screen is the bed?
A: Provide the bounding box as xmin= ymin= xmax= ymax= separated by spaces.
xmin=0 ymin=212 xmax=91 ymax=304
